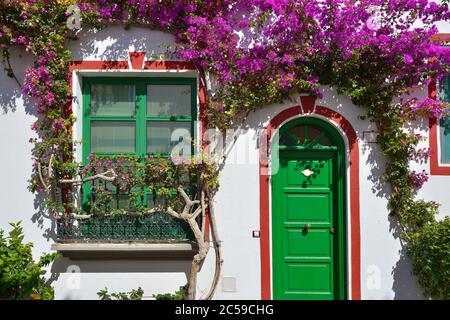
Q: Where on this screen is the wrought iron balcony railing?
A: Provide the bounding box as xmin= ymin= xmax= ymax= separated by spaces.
xmin=56 ymin=213 xmax=195 ymax=243
xmin=50 ymin=159 xmax=205 ymax=244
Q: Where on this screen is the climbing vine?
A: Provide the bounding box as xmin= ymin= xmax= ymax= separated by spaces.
xmin=1 ymin=0 xmax=450 ymax=299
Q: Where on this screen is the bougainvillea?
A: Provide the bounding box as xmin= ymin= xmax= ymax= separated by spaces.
xmin=1 ymin=0 xmax=450 ymax=299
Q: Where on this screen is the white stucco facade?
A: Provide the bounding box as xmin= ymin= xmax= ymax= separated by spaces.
xmin=0 ymin=24 xmax=449 ymax=300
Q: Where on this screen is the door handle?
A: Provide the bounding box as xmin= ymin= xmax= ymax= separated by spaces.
xmin=305 ymin=223 xmax=312 ymax=230
xmin=330 ymin=228 xmax=335 ymax=234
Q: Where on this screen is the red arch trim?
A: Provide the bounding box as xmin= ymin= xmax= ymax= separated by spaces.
xmin=259 ymin=99 xmax=361 ymax=300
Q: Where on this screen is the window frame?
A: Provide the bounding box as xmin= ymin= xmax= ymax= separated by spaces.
xmin=438 ymin=75 xmax=450 ymax=165
xmin=81 ymin=77 xmax=198 ymax=165
xmin=81 ymin=77 xmax=198 ymax=211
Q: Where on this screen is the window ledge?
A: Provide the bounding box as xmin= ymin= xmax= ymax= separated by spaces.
xmin=51 ymin=242 xmax=197 ymax=259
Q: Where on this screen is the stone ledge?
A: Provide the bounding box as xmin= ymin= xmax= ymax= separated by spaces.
xmin=51 ymin=242 xmax=197 ymax=260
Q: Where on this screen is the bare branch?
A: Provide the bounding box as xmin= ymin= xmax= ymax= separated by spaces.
xmin=71 ymin=214 xmax=92 ymax=220
xmin=201 ymin=190 xmax=206 ymax=235
xmin=191 ymin=206 xmax=202 ymax=220
xmin=166 ymin=207 xmax=181 ymax=219
xmin=59 ymin=169 xmax=117 ymax=185
xmin=177 ymin=187 xmax=200 ymax=206
xmin=145 ymin=207 xmax=164 ymax=215
xmin=37 ymin=161 xmax=49 ymax=192
xmin=203 ymin=186 xmax=223 ymax=300
xmin=176 ymin=187 xmax=200 ymax=217
xmin=48 ymin=153 xmax=54 ymax=180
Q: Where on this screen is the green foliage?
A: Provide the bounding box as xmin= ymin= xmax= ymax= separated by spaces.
xmin=0 ymin=222 xmax=58 ymax=300
xmin=90 ymin=186 xmax=113 ymax=215
xmin=408 ymin=218 xmax=450 ymax=300
xmin=153 ymin=284 xmax=188 ymax=300
xmin=82 ymin=153 xmax=219 ymax=216
xmin=334 ymin=66 xmax=448 ymax=300
xmin=97 ymin=287 xmax=144 ymax=300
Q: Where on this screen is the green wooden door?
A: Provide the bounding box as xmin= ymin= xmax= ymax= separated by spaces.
xmin=272 ymin=118 xmax=346 ymax=300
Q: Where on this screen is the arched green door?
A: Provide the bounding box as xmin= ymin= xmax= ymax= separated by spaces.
xmin=271 ymin=117 xmax=347 ymax=300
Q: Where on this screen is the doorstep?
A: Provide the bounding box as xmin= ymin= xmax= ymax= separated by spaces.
xmin=51 ymin=242 xmax=197 ymax=260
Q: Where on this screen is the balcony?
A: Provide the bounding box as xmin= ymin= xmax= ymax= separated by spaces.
xmin=56 ymin=212 xmax=195 ymax=243
xmin=46 ymin=155 xmax=214 ymax=258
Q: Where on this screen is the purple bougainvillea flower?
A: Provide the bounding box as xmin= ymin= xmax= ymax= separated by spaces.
xmin=404 ymin=55 xmax=414 ymax=64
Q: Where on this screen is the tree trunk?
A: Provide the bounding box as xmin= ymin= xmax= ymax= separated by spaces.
xmin=203 ymin=187 xmax=223 ymax=300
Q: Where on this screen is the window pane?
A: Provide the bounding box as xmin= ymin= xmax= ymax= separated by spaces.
xmin=146 ymin=121 xmax=191 ymax=154
xmin=440 ymin=76 xmax=450 ymax=163
xmin=110 ymin=194 xmax=133 ymax=210
xmin=91 ymin=121 xmax=135 ymax=153
xmin=147 ymin=85 xmax=192 ymax=117
xmin=440 ymin=118 xmax=450 ymax=163
xmin=91 ymin=84 xmax=135 ymax=116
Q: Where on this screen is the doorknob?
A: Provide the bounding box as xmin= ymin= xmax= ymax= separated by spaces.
xmin=305 ymin=223 xmax=312 ymax=229
xmin=330 ymin=228 xmax=335 ymax=234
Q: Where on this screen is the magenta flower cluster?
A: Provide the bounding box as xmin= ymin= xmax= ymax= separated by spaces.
xmin=403 ymin=97 xmax=450 ymax=118
xmin=409 ymin=170 xmax=430 ymax=189
xmin=77 ymin=0 xmax=450 ymax=98
xmin=408 ymin=147 xmax=434 ymax=162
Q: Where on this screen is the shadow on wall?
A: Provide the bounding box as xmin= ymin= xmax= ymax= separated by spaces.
xmin=50 ymin=257 xmax=191 ymax=300
xmin=0 ymin=47 xmax=58 ymax=241
xmin=0 ymin=47 xmax=35 ymax=115
xmin=389 ymin=217 xmax=425 ymax=300
xmin=363 ymin=142 xmax=392 ymax=199
xmin=32 ymin=192 xmax=58 ymax=242
xmin=51 ymin=256 xmax=192 ymax=274
xmin=68 ymin=25 xmax=176 ymax=61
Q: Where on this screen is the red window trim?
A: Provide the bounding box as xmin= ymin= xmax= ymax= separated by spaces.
xmin=431 ymin=33 xmax=450 ymax=42
xmin=429 ymin=79 xmax=450 ymax=175
xmin=429 ymin=33 xmax=450 ymax=175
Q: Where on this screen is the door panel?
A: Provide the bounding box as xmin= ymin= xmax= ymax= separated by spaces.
xmin=273 ymin=148 xmax=343 ymax=300
xmin=286 ymin=228 xmax=332 ymax=257
xmin=285 ymin=263 xmax=332 ymax=293
xmin=286 ymin=193 xmax=331 ymax=221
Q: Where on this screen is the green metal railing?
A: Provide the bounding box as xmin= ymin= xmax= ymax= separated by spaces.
xmin=54 ymin=162 xmax=201 ymax=243
xmin=56 ymin=213 xmax=195 ymax=243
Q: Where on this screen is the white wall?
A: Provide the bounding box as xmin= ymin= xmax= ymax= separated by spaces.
xmin=1 ymin=23 xmax=449 ymax=300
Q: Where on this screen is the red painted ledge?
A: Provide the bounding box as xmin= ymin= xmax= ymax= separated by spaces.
xmin=69 ymin=60 xmax=196 ymax=71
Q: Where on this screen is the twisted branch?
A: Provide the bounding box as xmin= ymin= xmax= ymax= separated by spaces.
xmin=166 ymin=185 xmax=210 ymax=300
xmin=59 ymin=169 xmax=118 ymax=185
xmin=38 ymin=156 xmax=118 ymax=220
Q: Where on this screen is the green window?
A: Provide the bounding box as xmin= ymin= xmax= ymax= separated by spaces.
xmin=82 ymin=77 xmax=197 ymax=211
xmin=82 ymin=77 xmax=197 ymax=161
xmin=439 ymin=75 xmax=450 ymax=163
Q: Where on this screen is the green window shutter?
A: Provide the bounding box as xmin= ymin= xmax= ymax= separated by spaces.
xmin=441 ymin=76 xmax=450 ymax=163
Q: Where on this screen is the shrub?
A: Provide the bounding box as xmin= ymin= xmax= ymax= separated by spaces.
xmin=0 ymin=222 xmax=58 ymax=300
xmin=153 ymin=284 xmax=188 ymax=300
xmin=408 ymin=218 xmax=450 ymax=300
xmin=97 ymin=287 xmax=144 ymax=300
